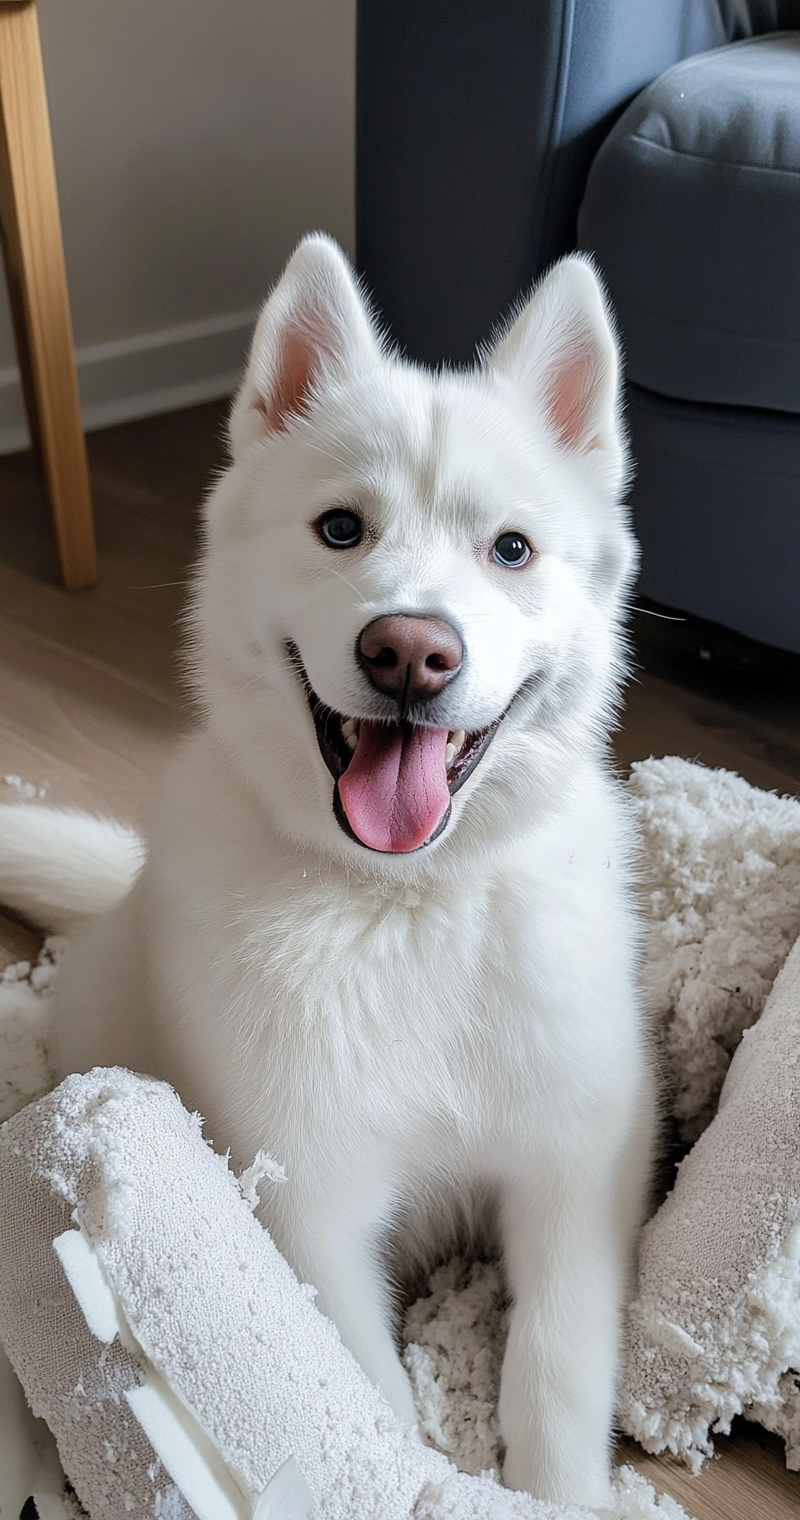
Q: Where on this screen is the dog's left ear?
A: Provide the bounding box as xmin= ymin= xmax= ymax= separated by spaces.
xmin=229 ymin=234 xmax=382 ymax=456
xmin=486 ymin=256 xmax=627 ymax=496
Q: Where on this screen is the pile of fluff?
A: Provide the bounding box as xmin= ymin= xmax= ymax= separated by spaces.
xmin=0 ymin=936 xmax=64 ymax=1124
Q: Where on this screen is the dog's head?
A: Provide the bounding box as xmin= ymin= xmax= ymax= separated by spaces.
xmin=192 ymin=235 xmax=636 ymax=872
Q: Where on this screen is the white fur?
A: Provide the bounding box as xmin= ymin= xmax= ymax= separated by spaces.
xmin=0 ymin=806 xmax=143 ymax=933
xmin=0 ymin=236 xmax=655 ymax=1507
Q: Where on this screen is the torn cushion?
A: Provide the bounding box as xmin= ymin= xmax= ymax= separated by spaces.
xmin=621 ymin=930 xmax=800 ymax=1469
xmin=628 ymin=756 xmax=800 ymax=1141
xmin=0 ymin=1066 xmax=602 ymax=1520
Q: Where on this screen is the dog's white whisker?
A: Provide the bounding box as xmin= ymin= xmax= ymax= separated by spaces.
xmin=320 ymin=562 xmax=364 ymax=599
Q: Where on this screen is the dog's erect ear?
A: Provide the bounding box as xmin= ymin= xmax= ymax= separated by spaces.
xmin=229 ymin=234 xmax=382 ymax=456
xmin=486 ymin=256 xmax=626 ymax=493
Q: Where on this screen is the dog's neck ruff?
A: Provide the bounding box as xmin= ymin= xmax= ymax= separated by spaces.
xmin=337 ymin=720 xmax=451 ymax=853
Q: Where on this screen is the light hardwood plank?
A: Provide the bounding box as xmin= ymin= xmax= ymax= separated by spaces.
xmin=0 ymin=401 xmax=222 ymax=814
xmin=618 ymin=1423 xmax=800 ymax=1520
xmin=616 ymin=669 xmax=800 ymax=799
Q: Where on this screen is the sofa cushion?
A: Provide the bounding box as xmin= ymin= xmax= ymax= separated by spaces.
xmin=626 ymin=382 xmax=800 ymax=651
xmin=577 ymin=34 xmax=800 ymax=414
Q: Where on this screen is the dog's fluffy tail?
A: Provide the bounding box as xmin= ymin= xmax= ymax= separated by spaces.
xmin=0 ymin=804 xmax=144 ymax=933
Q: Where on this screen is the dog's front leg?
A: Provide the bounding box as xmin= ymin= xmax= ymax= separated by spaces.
xmin=497 ymin=1165 xmax=626 ymax=1507
xmin=269 ymin=1187 xmax=419 ymax=1430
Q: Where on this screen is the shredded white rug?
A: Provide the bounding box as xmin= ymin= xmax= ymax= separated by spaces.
xmin=5 ymin=755 xmax=800 ymax=1519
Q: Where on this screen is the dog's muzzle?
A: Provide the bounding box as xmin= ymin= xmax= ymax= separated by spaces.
xmin=287 ymin=641 xmax=502 ymax=855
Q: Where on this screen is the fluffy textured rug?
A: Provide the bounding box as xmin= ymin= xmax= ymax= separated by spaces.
xmin=3 ymin=756 xmax=800 ymax=1519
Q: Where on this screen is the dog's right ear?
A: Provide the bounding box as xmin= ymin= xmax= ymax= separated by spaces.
xmin=229 ymin=235 xmax=382 ymax=457
xmin=485 ymin=256 xmax=627 ymax=499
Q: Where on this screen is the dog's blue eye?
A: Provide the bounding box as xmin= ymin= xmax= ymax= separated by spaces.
xmin=318 ymin=509 xmax=363 ymax=549
xmin=492 ymin=532 xmax=532 ymax=568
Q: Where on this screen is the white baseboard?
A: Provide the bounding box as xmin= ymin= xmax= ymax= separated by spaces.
xmin=0 ymin=308 xmax=257 ymax=454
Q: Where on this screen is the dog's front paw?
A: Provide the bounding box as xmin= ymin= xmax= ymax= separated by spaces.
xmin=502 ymin=1445 xmax=611 ymax=1510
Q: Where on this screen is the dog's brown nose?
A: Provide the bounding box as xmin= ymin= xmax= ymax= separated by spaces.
xmin=358 ymin=614 xmax=463 ymax=708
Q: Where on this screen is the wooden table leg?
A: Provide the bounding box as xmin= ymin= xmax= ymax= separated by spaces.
xmin=0 ymin=0 xmax=97 ymax=590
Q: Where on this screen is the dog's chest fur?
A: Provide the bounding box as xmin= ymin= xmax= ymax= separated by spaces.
xmin=141 ymin=735 xmax=637 ymax=1205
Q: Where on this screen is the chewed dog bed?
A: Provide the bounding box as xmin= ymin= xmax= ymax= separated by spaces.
xmin=2 ymin=756 xmax=800 ymax=1520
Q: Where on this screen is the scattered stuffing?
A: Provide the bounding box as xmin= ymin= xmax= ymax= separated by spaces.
xmin=403 ymin=1256 xmax=507 ymax=1476
xmin=605 ymin=1469 xmax=689 ymax=1520
xmin=401 ymin=1262 xmax=688 ymax=1519
xmin=0 ymin=936 xmax=64 ymax=1122
xmin=3 ymin=774 xmax=48 ymax=801
xmin=152 ymin=1487 xmax=183 ymax=1520
xmin=238 ymin=1145 xmax=288 ymax=1209
xmin=627 ymin=756 xmax=800 ymax=1141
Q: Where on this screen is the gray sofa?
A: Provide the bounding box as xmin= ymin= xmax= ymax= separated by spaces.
xmin=356 ymin=0 xmax=800 ymax=653
xmin=578 ymin=30 xmax=800 ymax=652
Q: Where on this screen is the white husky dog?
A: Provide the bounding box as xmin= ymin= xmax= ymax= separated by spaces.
xmin=0 ymin=236 xmax=654 ymax=1507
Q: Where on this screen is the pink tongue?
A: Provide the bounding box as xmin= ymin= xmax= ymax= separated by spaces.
xmin=337 ymin=721 xmax=451 ymax=853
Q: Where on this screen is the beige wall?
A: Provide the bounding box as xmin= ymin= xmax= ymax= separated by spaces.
xmin=0 ymin=0 xmax=355 ymax=449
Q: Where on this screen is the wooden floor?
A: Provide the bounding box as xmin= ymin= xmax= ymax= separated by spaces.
xmin=0 ymin=402 xmax=223 ymax=823
xmin=1 ymin=402 xmax=800 ymax=1520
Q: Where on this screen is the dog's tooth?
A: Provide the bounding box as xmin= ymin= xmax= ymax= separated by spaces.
xmin=346 ymin=732 xmax=358 ymax=751
xmin=341 ymin=717 xmax=356 ymax=739
xmin=445 ymin=742 xmax=456 ymax=766
xmin=450 ymin=728 xmax=466 ymax=752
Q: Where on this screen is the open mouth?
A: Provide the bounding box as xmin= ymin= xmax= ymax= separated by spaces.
xmin=287 ymin=643 xmax=500 ymax=854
